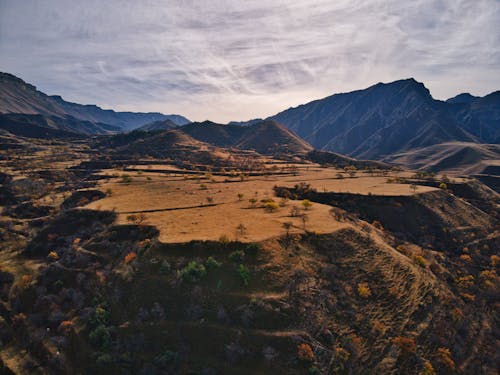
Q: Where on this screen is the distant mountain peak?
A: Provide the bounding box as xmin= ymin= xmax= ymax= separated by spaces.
xmin=446 ymin=92 xmax=479 ymax=104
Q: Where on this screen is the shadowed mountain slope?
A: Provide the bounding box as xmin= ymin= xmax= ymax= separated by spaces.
xmin=0 ymin=113 xmax=120 ymax=138
xmin=267 ymin=79 xmax=497 ymax=159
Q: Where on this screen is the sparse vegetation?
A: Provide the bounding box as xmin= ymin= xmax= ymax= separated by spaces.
xmin=301 ymin=199 xmax=312 ymax=210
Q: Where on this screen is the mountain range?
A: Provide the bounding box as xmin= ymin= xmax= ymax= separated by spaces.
xmin=267 ymin=78 xmax=499 ymax=159
xmin=0 ymin=72 xmax=189 ymax=133
xmin=1 ymin=72 xmax=498 ymax=174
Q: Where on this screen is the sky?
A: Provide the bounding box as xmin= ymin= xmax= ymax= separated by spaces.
xmin=0 ymin=0 xmax=499 ymax=123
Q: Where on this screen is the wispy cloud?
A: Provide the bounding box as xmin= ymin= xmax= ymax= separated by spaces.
xmin=0 ymin=0 xmax=499 ymax=122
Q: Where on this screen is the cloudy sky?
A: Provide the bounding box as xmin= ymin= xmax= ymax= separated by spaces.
xmin=0 ymin=0 xmax=499 ymax=122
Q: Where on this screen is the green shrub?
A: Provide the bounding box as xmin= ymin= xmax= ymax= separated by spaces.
xmin=206 ymin=256 xmax=221 ymax=269
xmin=180 ymin=261 xmax=207 ymax=282
xmin=237 ymin=264 xmax=250 ymax=286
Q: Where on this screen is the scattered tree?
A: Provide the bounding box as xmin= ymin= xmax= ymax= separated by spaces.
xmin=302 ymin=199 xmax=312 ymax=210
xmin=180 ymin=261 xmax=207 ymax=282
xmin=264 ymin=201 xmax=279 ymax=212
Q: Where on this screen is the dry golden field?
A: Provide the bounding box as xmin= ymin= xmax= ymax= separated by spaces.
xmin=85 ymin=163 xmax=437 ymax=243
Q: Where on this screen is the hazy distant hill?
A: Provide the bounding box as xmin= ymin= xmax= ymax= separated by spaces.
xmin=136 ymin=119 xmax=179 ymax=132
xmin=0 ymin=72 xmax=190 ymax=131
xmin=384 ymin=142 xmax=500 ymax=175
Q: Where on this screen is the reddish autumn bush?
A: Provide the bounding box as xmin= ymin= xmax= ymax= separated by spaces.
xmin=58 ymin=320 xmax=75 ymax=335
xmin=297 ymin=343 xmax=314 ymax=362
xmin=124 ymin=252 xmax=137 ymax=264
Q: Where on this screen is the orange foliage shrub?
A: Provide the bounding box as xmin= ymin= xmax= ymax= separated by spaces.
xmin=459 ymin=254 xmax=472 ymax=263
xmin=21 ymin=274 xmax=32 ymax=288
xmin=392 ymin=336 xmax=416 ymax=355
xmin=460 ymin=292 xmax=475 ymax=302
xmin=58 ymin=320 xmax=75 ymax=335
xmin=456 ymin=275 xmax=474 ymax=288
xmin=297 ymin=343 xmax=314 ymax=362
xmin=435 ymin=347 xmax=455 ymax=371
xmin=357 ymin=282 xmax=372 ymax=298
xmin=124 ymin=252 xmax=137 ymax=264
xmin=420 ymin=361 xmax=436 ymax=375
xmin=48 ymin=251 xmax=59 ymax=260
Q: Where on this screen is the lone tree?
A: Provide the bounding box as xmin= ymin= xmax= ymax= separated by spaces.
xmin=302 ymin=199 xmax=312 ymax=210
xmin=410 ymin=184 xmax=418 ymax=193
xmin=237 ymin=193 xmax=244 ymax=201
xmin=248 ymin=198 xmax=257 ymax=208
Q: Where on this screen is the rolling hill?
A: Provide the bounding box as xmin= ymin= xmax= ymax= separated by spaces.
xmin=0 ymin=72 xmax=190 ymax=131
xmin=180 ymin=120 xmax=313 ymax=155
